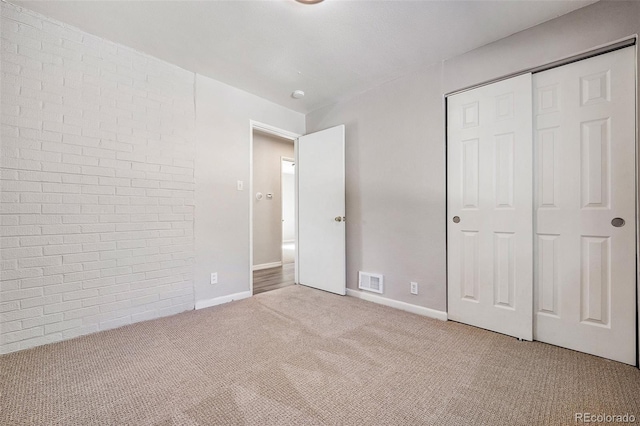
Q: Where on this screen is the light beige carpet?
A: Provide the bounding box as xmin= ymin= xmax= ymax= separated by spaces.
xmin=1 ymin=285 xmax=639 ymax=425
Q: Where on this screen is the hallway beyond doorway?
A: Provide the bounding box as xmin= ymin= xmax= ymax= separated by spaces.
xmin=253 ymin=263 xmax=295 ymax=295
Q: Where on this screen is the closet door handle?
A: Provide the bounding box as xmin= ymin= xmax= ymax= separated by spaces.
xmin=611 ymin=217 xmax=625 ymax=227
xmin=452 ymin=216 xmax=460 ymax=223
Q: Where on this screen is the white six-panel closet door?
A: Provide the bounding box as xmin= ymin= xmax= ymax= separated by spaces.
xmin=447 ymin=74 xmax=533 ymax=341
xmin=533 ymin=47 xmax=636 ymax=365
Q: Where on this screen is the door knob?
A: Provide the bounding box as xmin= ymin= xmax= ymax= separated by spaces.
xmin=611 ymin=217 xmax=625 ymax=227
xmin=335 ymin=216 xmax=342 ymax=222
xmin=452 ymin=216 xmax=460 ymax=223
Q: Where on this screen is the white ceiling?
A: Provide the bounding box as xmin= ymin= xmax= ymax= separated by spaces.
xmin=13 ymin=0 xmax=597 ymax=113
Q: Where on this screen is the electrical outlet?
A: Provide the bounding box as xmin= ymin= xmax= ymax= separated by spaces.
xmin=410 ymin=281 xmax=418 ymax=295
xmin=210 ymin=272 xmax=218 ymax=285
xmin=237 ymin=180 xmax=244 ymax=191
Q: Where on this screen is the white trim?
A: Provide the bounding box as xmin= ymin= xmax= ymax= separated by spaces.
xmin=252 ymin=261 xmax=282 ymax=271
xmin=249 ymin=121 xmax=301 ymax=296
xmin=195 ymin=291 xmax=252 ymax=310
xmin=346 ymin=289 xmax=448 ymax=321
xmin=445 ymin=36 xmax=636 ymax=97
xmin=282 ymin=239 xmax=295 ymax=244
xmin=252 ymin=121 xmax=300 ymax=140
xmin=294 ymin=136 xmax=299 ymax=285
xmin=634 ymin=40 xmax=639 ymax=368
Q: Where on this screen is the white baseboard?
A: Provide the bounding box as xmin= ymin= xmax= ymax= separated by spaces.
xmin=346 ymin=289 xmax=448 ymax=321
xmin=195 ymin=291 xmax=252 ymax=310
xmin=252 ymin=261 xmax=282 ymax=271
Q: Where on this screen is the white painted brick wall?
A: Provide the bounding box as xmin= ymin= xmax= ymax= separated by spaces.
xmin=0 ymin=2 xmax=196 ymax=354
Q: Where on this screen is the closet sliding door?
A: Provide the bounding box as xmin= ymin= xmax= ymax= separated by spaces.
xmin=447 ymin=74 xmax=533 ymax=341
xmin=447 ymin=46 xmax=636 ymax=365
xmin=533 ymin=46 xmax=636 ymax=365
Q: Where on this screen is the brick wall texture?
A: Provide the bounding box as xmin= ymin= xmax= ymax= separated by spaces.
xmin=0 ymin=2 xmax=196 ymax=354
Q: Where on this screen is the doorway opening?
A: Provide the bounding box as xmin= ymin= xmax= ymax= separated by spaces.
xmin=249 ymin=121 xmax=346 ymax=297
xmin=281 ymin=157 xmax=296 ymax=266
xmin=250 ymin=123 xmax=299 ymax=295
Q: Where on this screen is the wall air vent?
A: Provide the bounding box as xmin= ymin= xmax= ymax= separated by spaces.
xmin=358 ymin=271 xmax=384 ymax=294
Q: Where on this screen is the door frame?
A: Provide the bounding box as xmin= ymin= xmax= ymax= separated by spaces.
xmin=444 ymin=37 xmax=639 ymax=366
xmin=249 ymin=120 xmax=301 ymax=295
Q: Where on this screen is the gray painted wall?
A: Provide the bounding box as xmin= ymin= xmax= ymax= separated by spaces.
xmin=441 ymin=0 xmax=640 ymax=94
xmin=306 ymin=66 xmax=447 ymax=311
xmin=252 ymin=132 xmax=294 ymax=266
xmin=306 ymin=0 xmax=640 ymax=314
xmin=194 ymin=76 xmax=304 ymax=304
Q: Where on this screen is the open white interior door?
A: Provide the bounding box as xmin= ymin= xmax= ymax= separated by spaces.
xmin=297 ymin=125 xmax=346 ymax=295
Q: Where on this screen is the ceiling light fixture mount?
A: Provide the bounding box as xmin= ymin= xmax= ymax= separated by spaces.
xmin=295 ymin=0 xmax=324 ymax=4
xmin=292 ymin=90 xmax=305 ymax=99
